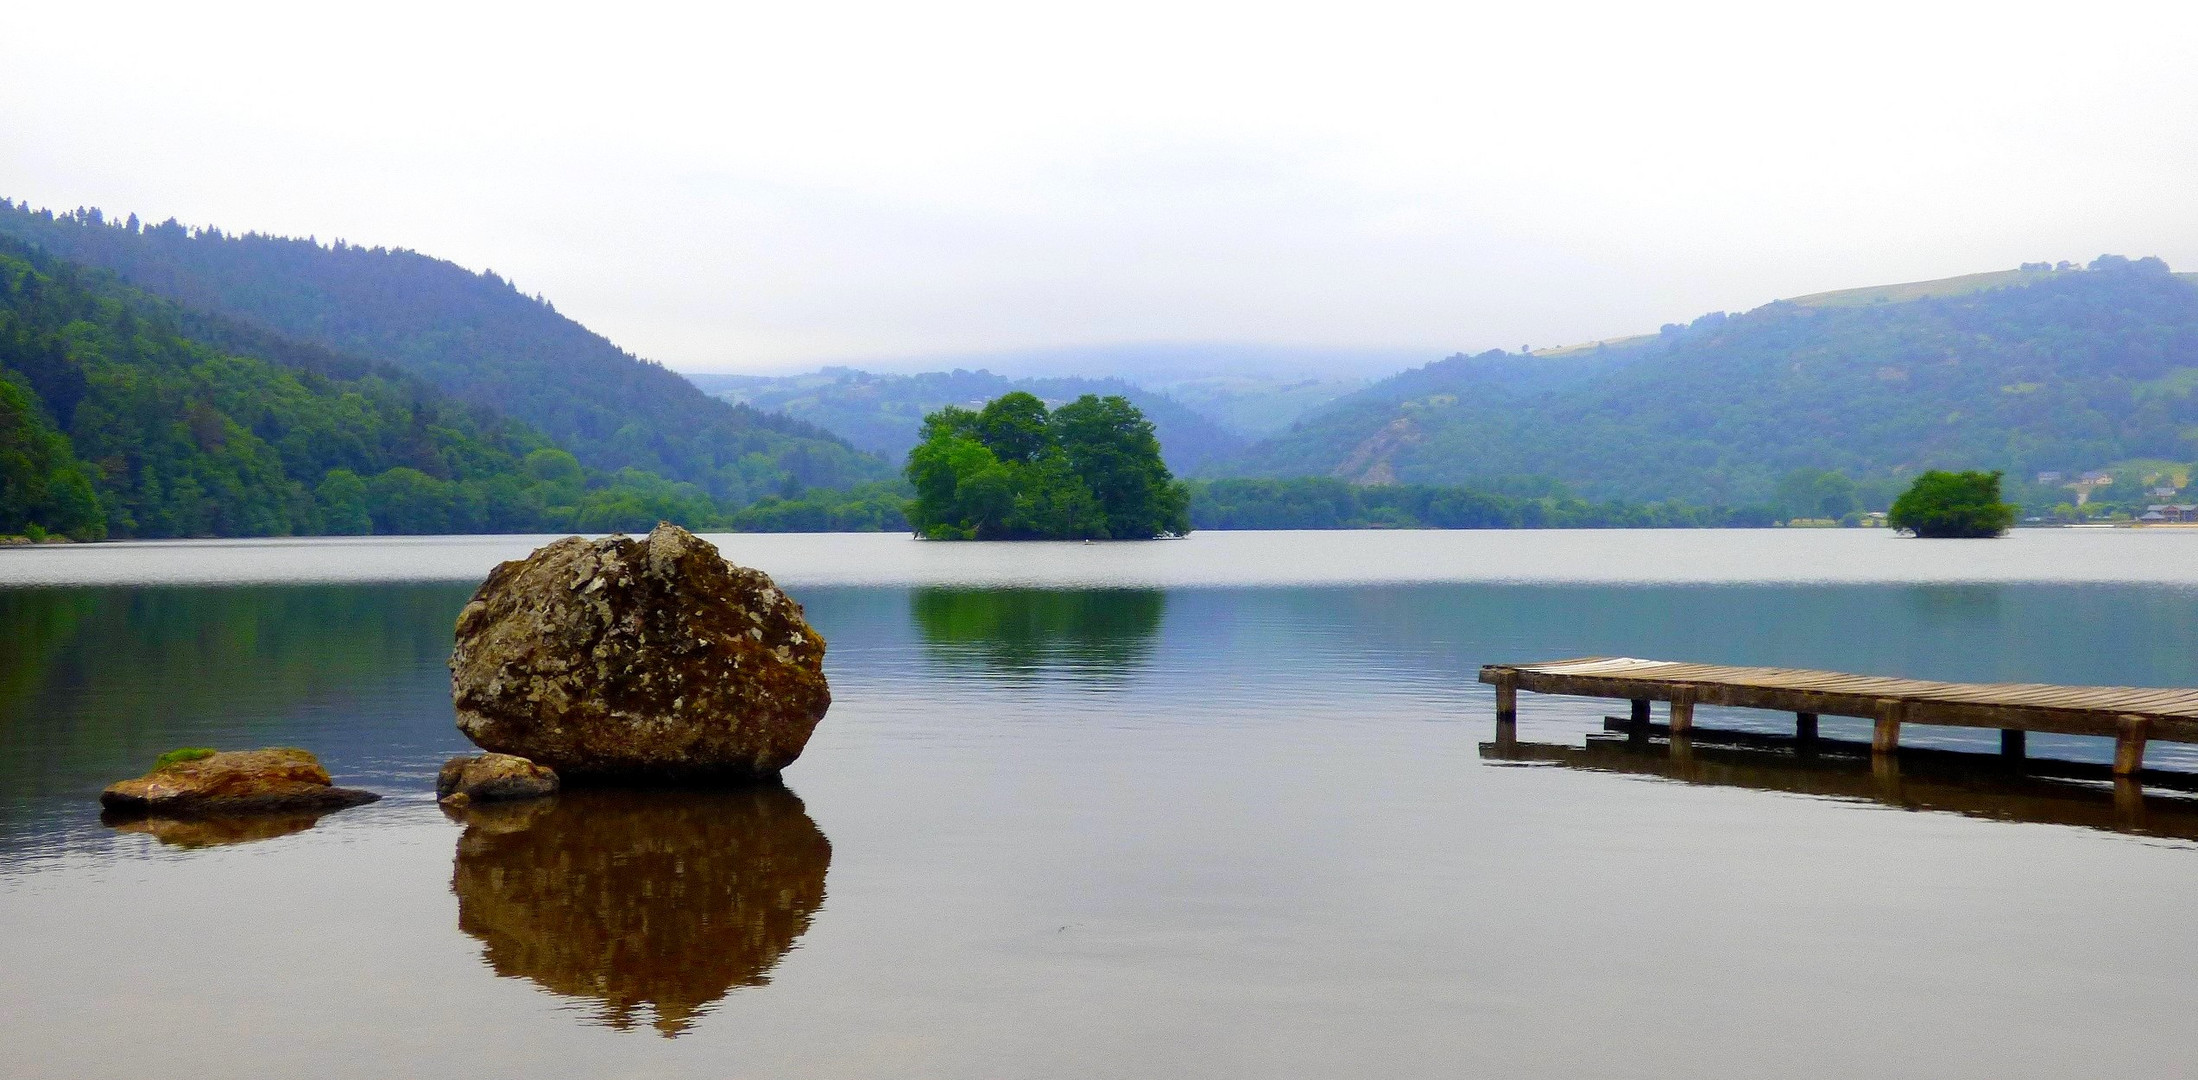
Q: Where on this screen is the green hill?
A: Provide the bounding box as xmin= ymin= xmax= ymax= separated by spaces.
xmin=688 ymin=368 xmax=1246 ymax=473
xmin=0 ymin=201 xmax=889 ymax=501
xmin=0 ymin=235 xmax=736 ymax=538
xmin=1222 ymin=256 xmax=2198 ymax=505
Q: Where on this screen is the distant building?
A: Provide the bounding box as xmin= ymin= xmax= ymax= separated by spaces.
xmin=2080 ymin=471 xmax=2114 ymax=485
xmin=2036 ymin=471 xmax=2065 ymax=485
xmin=2152 ymin=486 xmax=2180 ymax=498
xmin=2141 ymin=504 xmax=2198 ymax=523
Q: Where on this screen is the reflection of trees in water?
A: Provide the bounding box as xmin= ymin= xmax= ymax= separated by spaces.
xmin=0 ymin=589 xmax=97 ymax=720
xmin=0 ymin=584 xmax=469 ymax=810
xmin=1899 ymin=584 xmax=2005 ymax=626
xmin=449 ymin=785 xmax=831 ymax=1037
xmin=911 ymin=588 xmax=1166 ymax=681
xmin=1282 ymin=583 xmax=2198 ymax=690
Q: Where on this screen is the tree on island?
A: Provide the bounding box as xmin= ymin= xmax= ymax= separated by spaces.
xmin=1887 ymin=470 xmax=2016 ymax=538
xmin=904 ymin=392 xmax=1191 ymax=540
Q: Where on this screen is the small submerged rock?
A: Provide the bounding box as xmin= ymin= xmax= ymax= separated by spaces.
xmin=99 ymin=748 xmax=379 ymax=816
xmin=448 ymin=522 xmax=831 ymax=781
xmin=438 ymin=753 xmax=559 ymax=806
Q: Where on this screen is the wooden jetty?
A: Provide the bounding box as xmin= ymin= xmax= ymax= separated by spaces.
xmin=1478 ymin=657 xmax=2198 ymax=776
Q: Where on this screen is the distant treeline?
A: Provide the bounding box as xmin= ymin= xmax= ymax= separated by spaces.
xmin=727 ymin=476 xmax=1774 ymax=534
xmin=723 ymin=483 xmax=912 ymax=532
xmin=1185 ymin=478 xmax=1774 ymax=530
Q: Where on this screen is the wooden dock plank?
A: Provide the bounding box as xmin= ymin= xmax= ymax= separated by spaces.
xmin=1479 ymin=657 xmax=2198 ymax=772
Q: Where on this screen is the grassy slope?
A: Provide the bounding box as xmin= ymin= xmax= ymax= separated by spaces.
xmin=1783 ymin=267 xmax=2062 ymax=308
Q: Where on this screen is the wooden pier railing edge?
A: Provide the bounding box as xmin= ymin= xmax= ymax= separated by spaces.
xmin=1478 ymin=657 xmax=2195 ymax=777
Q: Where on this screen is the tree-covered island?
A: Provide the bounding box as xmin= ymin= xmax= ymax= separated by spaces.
xmin=904 ymin=392 xmax=1191 ymax=540
xmin=1888 ymin=470 xmax=2016 ymax=537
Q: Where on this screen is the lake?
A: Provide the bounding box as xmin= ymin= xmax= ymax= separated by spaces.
xmin=6 ymin=529 xmax=2198 ymax=1077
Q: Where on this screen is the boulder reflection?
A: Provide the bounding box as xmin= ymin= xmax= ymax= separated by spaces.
xmin=1483 ymin=731 xmax=2198 ymax=841
xmin=448 ymin=784 xmax=831 ymax=1036
xmin=102 ymin=808 xmax=334 ymax=848
xmin=912 ymin=587 xmax=1165 ymax=682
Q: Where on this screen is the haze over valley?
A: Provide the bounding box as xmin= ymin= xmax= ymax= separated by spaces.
xmin=9 ymin=191 xmax=2198 ymax=538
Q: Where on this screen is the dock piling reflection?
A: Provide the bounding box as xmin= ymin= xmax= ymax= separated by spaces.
xmin=1481 ymin=728 xmax=2198 ymax=842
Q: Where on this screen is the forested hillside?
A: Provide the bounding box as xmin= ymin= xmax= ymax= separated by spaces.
xmin=1224 ymin=257 xmax=2198 ymax=504
xmin=0 ymin=236 xmax=738 ymax=538
xmin=0 ymin=201 xmax=890 ymax=500
xmin=691 ymin=368 xmax=1245 ymax=473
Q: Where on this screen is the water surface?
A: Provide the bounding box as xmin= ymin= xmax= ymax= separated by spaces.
xmin=6 ymin=530 xmax=2198 ymax=1078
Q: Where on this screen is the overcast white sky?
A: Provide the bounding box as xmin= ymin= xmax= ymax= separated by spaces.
xmin=5 ymin=0 xmax=2196 ymax=373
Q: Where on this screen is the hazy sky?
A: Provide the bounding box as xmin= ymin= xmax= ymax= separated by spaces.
xmin=5 ymin=0 xmax=2196 ymax=373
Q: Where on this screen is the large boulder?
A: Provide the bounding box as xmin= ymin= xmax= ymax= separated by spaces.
xmin=448 ymin=523 xmax=830 ymax=780
xmin=99 ymin=748 xmax=379 ymax=816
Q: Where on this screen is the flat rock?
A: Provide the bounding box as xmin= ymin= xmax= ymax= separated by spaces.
xmin=448 ymin=523 xmax=830 ymax=781
xmin=438 ymin=753 xmax=559 ymax=805
xmin=99 ymin=748 xmax=379 ymax=816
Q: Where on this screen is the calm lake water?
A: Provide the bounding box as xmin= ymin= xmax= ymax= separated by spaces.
xmin=6 ymin=529 xmax=2198 ymax=1077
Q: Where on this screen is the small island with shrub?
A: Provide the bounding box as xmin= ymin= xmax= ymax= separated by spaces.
xmin=1888 ymin=470 xmax=2016 ymax=537
xmin=904 ymin=392 xmax=1191 ymax=540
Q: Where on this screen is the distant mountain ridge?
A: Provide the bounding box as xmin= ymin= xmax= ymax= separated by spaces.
xmin=0 ymin=201 xmax=890 ymax=502
xmin=688 ymin=368 xmax=1247 ymax=474
xmin=833 ymin=341 xmax=1420 ymax=385
xmin=1223 ymin=256 xmax=2198 ymax=504
xmin=793 ymin=342 xmax=1410 ymax=439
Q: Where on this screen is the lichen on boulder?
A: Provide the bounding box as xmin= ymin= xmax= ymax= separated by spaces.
xmin=99 ymin=748 xmax=379 ymax=816
xmin=448 ymin=523 xmax=830 ymax=781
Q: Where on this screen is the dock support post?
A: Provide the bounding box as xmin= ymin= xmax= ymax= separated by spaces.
xmin=1630 ymin=699 xmax=1651 ymax=726
xmin=1493 ymin=672 xmax=1519 ymax=747
xmin=1668 ymin=691 xmax=1695 ymax=735
xmin=2001 ymin=729 xmax=2026 ymax=761
xmin=1872 ymin=701 xmax=1903 ymax=756
xmin=2115 ymin=715 xmax=2150 ymax=777
xmin=1795 ymin=712 xmax=1818 ymax=743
